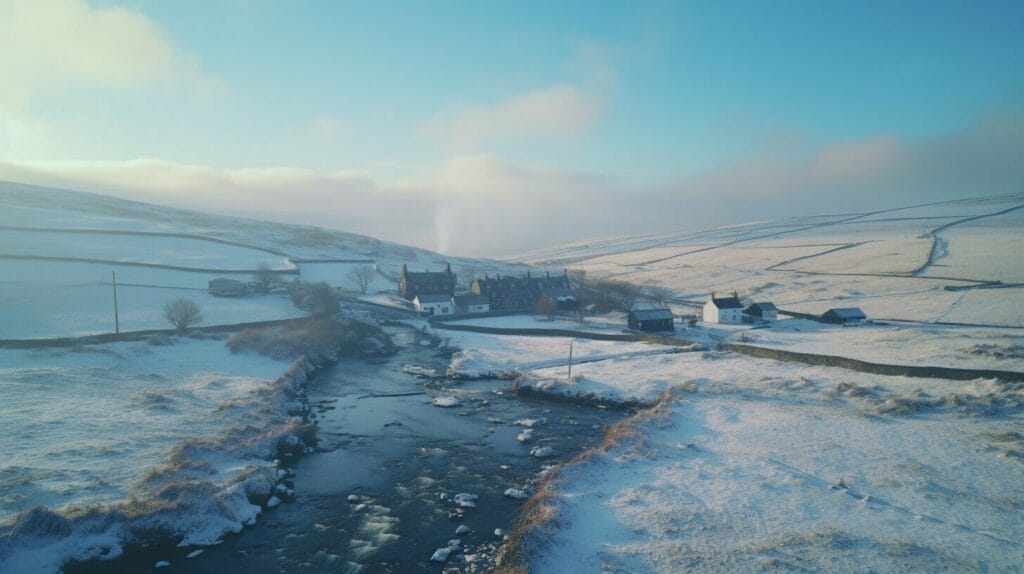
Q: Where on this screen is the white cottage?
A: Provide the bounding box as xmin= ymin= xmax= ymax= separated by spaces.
xmin=703 ymin=293 xmax=744 ymax=324
xmin=414 ymin=294 xmax=453 ymax=316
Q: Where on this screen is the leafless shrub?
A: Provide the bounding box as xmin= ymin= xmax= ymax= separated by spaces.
xmin=163 ymin=298 xmax=202 ymax=330
xmin=348 ymin=265 xmax=375 ymax=294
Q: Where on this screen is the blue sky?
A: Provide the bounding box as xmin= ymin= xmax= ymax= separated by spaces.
xmin=1 ymin=0 xmax=1022 ymax=254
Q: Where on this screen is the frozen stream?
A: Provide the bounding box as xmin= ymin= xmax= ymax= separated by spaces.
xmin=68 ymin=326 xmax=625 ymax=573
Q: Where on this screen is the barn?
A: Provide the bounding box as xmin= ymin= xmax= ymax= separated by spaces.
xmin=628 ymin=308 xmax=675 ymax=332
xmin=822 ymin=307 xmax=867 ymax=325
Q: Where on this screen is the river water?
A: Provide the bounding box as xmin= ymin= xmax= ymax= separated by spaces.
xmin=69 ymin=326 xmax=625 ymax=573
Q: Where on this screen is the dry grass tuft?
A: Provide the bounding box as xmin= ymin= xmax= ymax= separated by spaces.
xmin=495 ymin=386 xmax=684 ymax=572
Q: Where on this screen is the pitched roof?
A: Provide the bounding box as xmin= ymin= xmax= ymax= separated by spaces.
xmin=415 ymin=294 xmax=451 ymax=304
xmin=824 ymin=307 xmax=866 ymax=319
xmin=630 ymin=308 xmax=674 ymax=321
xmin=405 ymin=270 xmax=452 ymax=283
xmin=453 ymin=294 xmax=488 ymax=306
xmin=745 ymin=302 xmax=778 ymax=313
xmin=542 ymin=287 xmax=576 ymax=300
xmin=710 ymin=296 xmax=743 ymax=309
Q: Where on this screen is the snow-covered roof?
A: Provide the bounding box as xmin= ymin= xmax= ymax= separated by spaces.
xmin=415 ymin=294 xmax=451 ymax=304
xmin=630 ymin=309 xmax=674 ymax=321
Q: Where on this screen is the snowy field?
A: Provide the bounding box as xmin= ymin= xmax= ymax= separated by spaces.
xmin=439 ymin=329 xmax=681 ymax=379
xmin=443 ymin=312 xmax=628 ymax=333
xmin=0 ymin=259 xmax=304 ymax=339
xmin=0 ymin=337 xmax=299 ymax=573
xmin=739 ymin=320 xmax=1024 ymax=372
xmin=295 ymin=261 xmax=390 ymax=293
xmin=521 ymin=350 xmax=1024 ymax=572
xmin=0 ymin=228 xmax=292 ymax=270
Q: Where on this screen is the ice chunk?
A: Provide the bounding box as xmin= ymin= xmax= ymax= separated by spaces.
xmin=454 ymin=493 xmax=479 ymax=508
xmin=504 ymin=488 xmax=530 ymax=500
xmin=433 ymin=396 xmax=461 ymax=407
xmin=187 ymin=550 xmax=204 ymax=559
xmin=530 ymin=446 xmax=555 ymax=458
xmin=455 ymin=525 xmax=470 ymax=535
xmin=347 ymin=494 xmax=360 ymax=503
xmin=155 ymin=561 xmax=170 ymax=568
xmin=517 ymin=429 xmax=534 ymax=443
xmin=266 ymin=496 xmax=281 ymax=508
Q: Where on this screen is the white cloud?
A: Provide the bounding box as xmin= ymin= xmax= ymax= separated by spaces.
xmin=0 ymin=0 xmax=216 ymax=114
xmin=420 ymin=84 xmax=605 ymax=149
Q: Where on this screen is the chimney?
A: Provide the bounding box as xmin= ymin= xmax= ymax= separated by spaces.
xmin=402 ymin=263 xmax=407 ymax=274
xmin=545 ymin=271 xmax=550 ymax=278
xmin=563 ymin=268 xmax=568 ymax=277
xmin=733 ymin=290 xmax=738 ymax=298
xmin=526 ymin=270 xmax=531 ymax=279
xmin=445 ymin=263 xmax=451 ymax=273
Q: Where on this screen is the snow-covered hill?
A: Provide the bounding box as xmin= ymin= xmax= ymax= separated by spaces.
xmin=509 ymin=193 xmax=1024 ymax=326
xmin=0 ymin=181 xmax=526 ymax=338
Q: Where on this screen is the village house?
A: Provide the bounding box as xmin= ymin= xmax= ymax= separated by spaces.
xmin=822 ymin=307 xmax=868 ymax=325
xmin=452 ymin=294 xmax=490 ymax=314
xmin=398 ymin=264 xmax=455 ymax=301
xmin=628 ymin=308 xmax=675 ymax=332
xmin=208 ymin=277 xmax=247 ymax=297
xmin=703 ymin=292 xmax=744 ymax=324
xmin=413 ymin=293 xmax=453 ymax=316
xmin=744 ymin=302 xmax=778 ymax=322
xmin=470 ymin=270 xmax=576 ymax=311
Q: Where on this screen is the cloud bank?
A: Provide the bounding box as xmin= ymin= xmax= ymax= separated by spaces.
xmin=2 ymin=109 xmax=1022 ymax=257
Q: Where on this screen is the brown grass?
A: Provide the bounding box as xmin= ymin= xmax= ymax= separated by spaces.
xmin=495 ymin=386 xmax=683 ymax=573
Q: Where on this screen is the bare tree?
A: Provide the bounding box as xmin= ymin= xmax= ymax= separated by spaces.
xmin=535 ymin=297 xmax=557 ymax=319
xmin=646 ymin=286 xmax=674 ymax=307
xmin=254 ymin=262 xmax=275 ymax=293
xmin=606 ymin=280 xmax=645 ymax=312
xmin=163 ymin=298 xmax=202 ymax=330
xmin=348 ymin=265 xmax=375 ymax=294
xmin=566 ymin=268 xmax=587 ymax=289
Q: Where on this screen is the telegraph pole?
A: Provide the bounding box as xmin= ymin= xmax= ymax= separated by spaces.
xmin=112 ymin=271 xmax=120 ymax=334
xmin=566 ymin=338 xmax=574 ymax=381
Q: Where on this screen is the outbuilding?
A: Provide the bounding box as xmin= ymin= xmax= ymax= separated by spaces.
xmin=628 ymin=308 xmax=675 ymax=332
xmin=208 ymin=278 xmax=247 ymax=297
xmin=414 ymin=294 xmax=453 ymax=316
xmin=822 ymin=307 xmax=867 ymax=325
xmin=452 ymin=294 xmax=490 ymax=314
xmin=744 ymin=302 xmax=778 ymax=322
